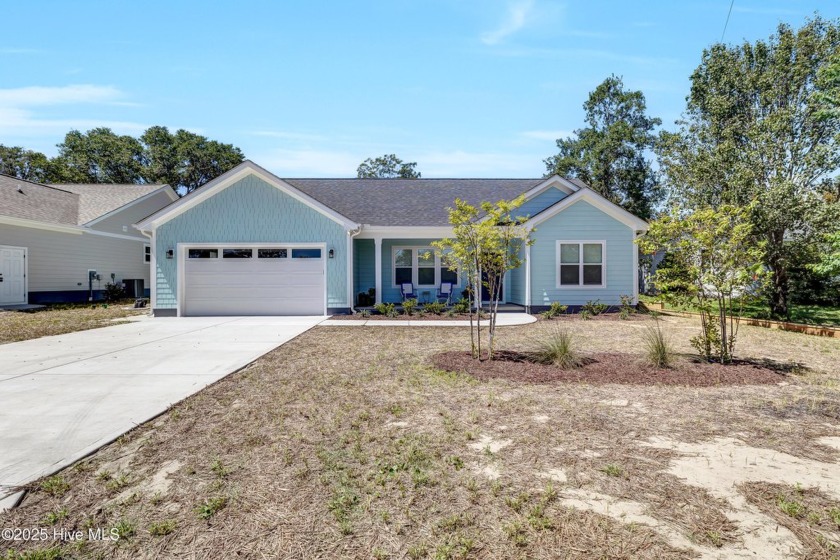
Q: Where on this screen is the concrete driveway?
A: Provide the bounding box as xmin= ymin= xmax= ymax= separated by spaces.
xmin=0 ymin=315 xmax=322 ymax=507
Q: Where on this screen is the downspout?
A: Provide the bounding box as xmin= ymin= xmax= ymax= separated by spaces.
xmin=347 ymin=225 xmax=363 ymax=313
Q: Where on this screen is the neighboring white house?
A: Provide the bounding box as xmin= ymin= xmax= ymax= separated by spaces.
xmin=0 ymin=174 xmax=177 ymax=305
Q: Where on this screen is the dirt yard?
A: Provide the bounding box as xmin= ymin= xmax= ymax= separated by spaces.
xmin=2 ymin=314 xmax=839 ymax=559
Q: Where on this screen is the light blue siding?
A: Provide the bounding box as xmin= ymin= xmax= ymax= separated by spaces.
xmin=508 ymin=244 xmax=526 ymax=304
xmin=529 ymin=200 xmax=635 ymax=306
xmin=154 ymin=175 xmax=348 ymax=310
xmin=353 ymin=238 xmax=375 ymax=303
xmin=514 ymin=187 xmax=568 ymax=220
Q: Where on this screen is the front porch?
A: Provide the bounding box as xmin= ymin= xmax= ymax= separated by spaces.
xmin=352 ymin=235 xmax=519 ymax=307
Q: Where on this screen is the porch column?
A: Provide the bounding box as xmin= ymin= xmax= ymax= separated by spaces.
xmin=524 ymin=242 xmax=531 ymax=311
xmin=374 ymin=237 xmax=383 ymax=304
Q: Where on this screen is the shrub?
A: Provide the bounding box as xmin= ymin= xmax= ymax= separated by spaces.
xmin=422 ymin=301 xmax=446 ymax=315
xmin=104 ymin=281 xmax=124 ymax=302
xmin=531 ymin=328 xmax=583 ymax=369
xmin=374 ymin=302 xmax=396 ymax=317
xmin=642 ymin=320 xmax=672 ymax=368
xmin=359 ymin=309 xmax=371 ymax=318
xmin=579 ymin=310 xmax=591 ymax=321
xmin=452 ymin=298 xmax=470 ymax=314
xmin=619 ymin=294 xmax=634 ymax=319
xmin=541 ymin=301 xmax=567 ymax=319
xmin=402 ymin=298 xmax=418 ymax=316
xmin=582 ymin=299 xmax=608 ymax=316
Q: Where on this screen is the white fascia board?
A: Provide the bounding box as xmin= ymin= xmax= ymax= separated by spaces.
xmin=84 ymin=185 xmax=179 ymax=227
xmin=134 ymin=161 xmax=359 ymax=232
xmin=0 ymin=215 xmax=84 ymax=234
xmin=524 ymin=189 xmax=649 ymax=232
xmin=519 ymin=175 xmax=580 ymax=201
xmin=355 ymin=226 xmax=454 ymax=239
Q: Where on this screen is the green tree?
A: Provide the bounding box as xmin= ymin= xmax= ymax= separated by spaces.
xmin=638 ymin=205 xmax=766 ymax=364
xmin=657 ymin=17 xmax=840 ymax=318
xmin=433 ymin=196 xmax=531 ymax=359
xmin=141 ymin=127 xmax=245 ymax=194
xmin=357 ymin=154 xmax=421 ymax=179
xmin=50 ymin=128 xmax=145 ymax=183
xmin=810 ymin=232 xmax=840 ymax=277
xmin=544 ymin=75 xmax=662 ymax=219
xmin=0 ymin=145 xmax=50 ymax=182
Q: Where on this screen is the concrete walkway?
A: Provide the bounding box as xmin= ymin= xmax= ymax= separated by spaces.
xmin=0 ymin=316 xmax=322 ymax=508
xmin=320 ymin=312 xmax=536 ymax=327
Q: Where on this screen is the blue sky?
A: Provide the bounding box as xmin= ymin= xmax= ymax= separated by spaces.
xmin=2 ymin=1 xmax=838 ymax=177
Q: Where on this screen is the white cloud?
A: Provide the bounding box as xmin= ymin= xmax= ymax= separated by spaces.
xmin=0 ymin=85 xmax=147 ymax=149
xmin=481 ymin=0 xmax=534 ymax=45
xmin=0 ymin=84 xmax=122 ymax=106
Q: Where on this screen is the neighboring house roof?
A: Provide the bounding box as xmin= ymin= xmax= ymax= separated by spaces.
xmin=53 ymin=183 xmax=165 ymax=225
xmin=0 ymin=173 xmax=171 ymax=229
xmin=0 ymin=174 xmax=80 ymax=224
xmin=284 ymin=178 xmax=544 ymax=226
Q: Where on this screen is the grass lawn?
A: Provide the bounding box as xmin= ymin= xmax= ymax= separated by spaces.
xmin=0 ymin=302 xmax=148 ymax=344
xmin=640 ymin=295 xmax=840 ymax=327
xmin=2 ymin=316 xmax=840 ymax=559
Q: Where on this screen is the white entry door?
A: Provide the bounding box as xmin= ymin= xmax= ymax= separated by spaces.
xmin=0 ymin=245 xmax=27 ymax=305
xmin=182 ymin=245 xmax=326 ymax=316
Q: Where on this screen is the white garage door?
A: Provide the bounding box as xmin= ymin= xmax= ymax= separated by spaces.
xmin=183 ymin=245 xmax=325 ymax=316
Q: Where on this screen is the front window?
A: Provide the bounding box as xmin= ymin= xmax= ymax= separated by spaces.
xmin=557 ymin=242 xmax=605 ymax=287
xmin=392 ymin=246 xmax=459 ymax=287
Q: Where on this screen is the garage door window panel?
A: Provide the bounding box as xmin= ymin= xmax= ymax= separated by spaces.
xmin=291 ymin=248 xmax=322 ymax=259
xmin=258 ymin=248 xmax=287 ymax=258
xmin=223 ymin=248 xmax=253 ymax=258
xmin=189 ymin=249 xmax=218 ymax=259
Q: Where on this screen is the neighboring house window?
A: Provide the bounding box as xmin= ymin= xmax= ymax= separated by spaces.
xmin=144 ymin=244 xmax=151 ymax=264
xmin=392 ymin=246 xmax=459 ymax=287
xmin=556 ymin=241 xmax=605 ymax=287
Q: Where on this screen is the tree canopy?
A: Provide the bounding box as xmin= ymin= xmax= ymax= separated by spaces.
xmin=544 ymin=75 xmax=662 ymax=220
xmin=0 ymin=126 xmax=244 ymax=195
xmin=357 ymin=154 xmax=421 ymax=179
xmin=656 ymin=17 xmax=840 ymax=318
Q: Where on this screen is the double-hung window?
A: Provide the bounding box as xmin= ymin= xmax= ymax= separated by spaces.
xmin=556 ymin=241 xmax=605 ymax=287
xmin=392 ymin=246 xmax=459 ymax=287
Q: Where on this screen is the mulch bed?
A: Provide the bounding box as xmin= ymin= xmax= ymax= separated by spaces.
xmin=330 ymin=313 xmax=473 ymax=321
xmin=431 ymin=351 xmax=787 ymax=387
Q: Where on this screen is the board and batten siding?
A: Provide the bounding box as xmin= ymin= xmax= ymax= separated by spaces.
xmin=353 ymin=238 xmax=375 ymax=303
xmin=529 ymin=200 xmax=635 ymax=306
xmin=89 ymin=189 xmax=175 ymax=237
xmin=507 ymin=244 xmax=526 ymax=305
xmin=0 ymin=223 xmax=150 ymax=296
xmin=154 ymin=175 xmax=348 ymax=310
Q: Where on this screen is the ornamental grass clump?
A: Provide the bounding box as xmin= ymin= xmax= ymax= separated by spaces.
xmin=642 ymin=320 xmax=673 ymax=368
xmin=531 ymin=328 xmax=583 ymax=369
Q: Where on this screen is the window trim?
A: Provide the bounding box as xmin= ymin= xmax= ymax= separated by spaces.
xmin=555 ymin=240 xmax=606 ymax=289
xmin=144 ymin=244 xmax=151 ymax=264
xmin=391 ymin=245 xmax=459 ymax=288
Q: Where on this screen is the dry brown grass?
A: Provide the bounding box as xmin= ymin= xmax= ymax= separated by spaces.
xmin=739 ymin=482 xmax=840 ymax=559
xmin=1 ymin=314 xmax=839 ymax=559
xmin=0 ymin=302 xmax=147 ymax=344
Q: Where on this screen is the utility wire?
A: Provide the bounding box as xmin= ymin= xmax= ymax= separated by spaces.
xmin=721 ymin=0 xmax=735 ymax=42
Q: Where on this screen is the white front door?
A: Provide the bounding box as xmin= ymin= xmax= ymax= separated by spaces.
xmin=0 ymin=245 xmax=27 ymax=305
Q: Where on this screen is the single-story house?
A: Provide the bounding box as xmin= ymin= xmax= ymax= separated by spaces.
xmin=135 ymin=160 xmax=648 ymax=317
xmin=0 ymin=174 xmax=177 ymax=305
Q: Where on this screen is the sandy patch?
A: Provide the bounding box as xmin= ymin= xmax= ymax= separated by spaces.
xmin=600 ymin=399 xmax=629 ymax=407
xmin=139 ymin=459 xmax=182 ymax=496
xmin=538 ymin=468 xmax=567 ymax=483
xmin=385 ymin=421 xmax=409 ymax=428
xmin=532 ymin=414 xmax=550 ymax=423
xmin=641 ymin=436 xmax=840 ymax=558
xmin=472 ymin=464 xmax=501 ymax=480
xmin=468 ymin=434 xmax=512 ymax=454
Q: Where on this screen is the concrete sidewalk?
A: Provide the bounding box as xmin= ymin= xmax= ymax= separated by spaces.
xmin=320 ymin=312 xmax=536 ymax=327
xmin=0 ymin=316 xmax=322 ymax=508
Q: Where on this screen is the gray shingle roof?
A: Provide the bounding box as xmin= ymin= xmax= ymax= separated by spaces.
xmin=0 ymin=175 xmax=79 ymax=225
xmin=284 ymin=178 xmax=544 ymax=226
xmin=54 ymin=183 xmax=165 ymax=224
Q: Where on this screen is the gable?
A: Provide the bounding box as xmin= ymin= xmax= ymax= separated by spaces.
xmin=526 ymin=189 xmax=648 ymax=232
xmin=514 ymin=187 xmax=569 ymax=219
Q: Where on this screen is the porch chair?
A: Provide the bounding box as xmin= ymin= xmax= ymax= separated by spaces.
xmin=436 ymin=282 xmax=454 ymax=305
xmin=400 ymin=282 xmax=418 ymax=301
